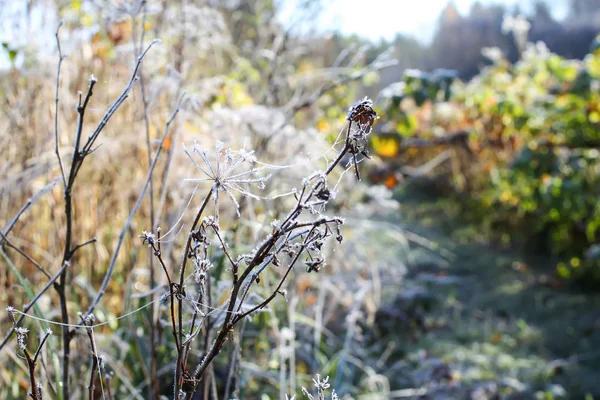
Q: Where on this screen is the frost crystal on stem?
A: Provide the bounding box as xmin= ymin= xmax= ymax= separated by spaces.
xmin=184 ymin=142 xmax=271 ymax=216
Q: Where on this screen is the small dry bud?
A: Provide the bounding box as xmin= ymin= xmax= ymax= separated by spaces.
xmin=346 ymin=96 xmax=378 ymax=132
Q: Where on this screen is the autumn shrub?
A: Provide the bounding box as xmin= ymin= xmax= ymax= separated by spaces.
xmin=376 ymin=31 xmax=600 ymax=285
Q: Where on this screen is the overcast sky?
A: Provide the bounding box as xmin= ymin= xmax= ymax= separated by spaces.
xmin=310 ymin=0 xmax=570 ymax=43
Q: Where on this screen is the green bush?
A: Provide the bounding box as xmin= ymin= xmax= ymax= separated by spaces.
xmin=377 ymin=36 xmax=600 ymax=286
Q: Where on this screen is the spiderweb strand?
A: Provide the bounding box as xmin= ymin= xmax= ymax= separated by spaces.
xmin=10 ymin=286 xmax=244 ymax=331
xmin=11 ymin=300 xmax=159 ymax=330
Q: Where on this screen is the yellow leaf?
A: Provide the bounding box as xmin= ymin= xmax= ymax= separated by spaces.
xmin=372 ymin=136 xmax=400 ymax=158
xmin=317 ymin=119 xmax=330 ymax=133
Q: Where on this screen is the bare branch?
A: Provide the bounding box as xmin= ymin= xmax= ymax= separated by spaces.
xmin=84 ymin=91 xmax=185 ymax=318
xmin=71 ymin=237 xmax=97 ymax=255
xmin=0 ymin=259 xmax=70 ymax=351
xmin=0 ymin=232 xmax=52 ymax=279
xmin=54 ymin=20 xmax=67 ymax=186
xmin=79 ymin=314 xmax=100 ymax=400
xmin=0 ymin=178 xmax=59 ymax=247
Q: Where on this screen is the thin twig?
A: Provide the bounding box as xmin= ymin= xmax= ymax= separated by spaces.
xmin=134 ymin=6 xmax=160 ymax=398
xmin=23 ymin=349 xmax=41 ymax=400
xmin=173 ymin=187 xmax=213 ymax=396
xmin=54 ymin=20 xmax=67 ymax=186
xmin=33 ymin=329 xmax=53 ymax=364
xmin=84 ymin=91 xmax=185 ymax=317
xmin=71 ymin=237 xmax=97 ymax=255
xmin=0 ymin=260 xmax=71 ymax=350
xmin=0 ymin=178 xmax=59 ymax=247
xmin=53 ymin=40 xmax=159 ymax=400
xmin=56 ymin=73 xmax=98 ymax=400
xmin=79 ymin=314 xmax=100 ymax=400
xmin=0 ymin=232 xmax=52 ymax=279
xmin=146 ymin=239 xmax=179 ymax=350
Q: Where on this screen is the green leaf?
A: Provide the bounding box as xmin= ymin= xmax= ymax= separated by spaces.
xmin=8 ymin=49 xmax=17 ymax=63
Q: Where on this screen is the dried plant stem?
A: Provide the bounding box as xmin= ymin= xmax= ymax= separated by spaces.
xmin=138 ymin=13 xmax=160 ymax=400
xmin=55 ymin=72 xmax=97 ymax=400
xmin=0 ymin=177 xmax=58 ymax=247
xmin=84 ymin=90 xmax=183 ymax=318
xmin=223 ymin=319 xmax=245 ymax=400
xmin=14 ymin=325 xmax=52 ymax=400
xmin=0 ymin=259 xmax=70 ymax=350
xmin=173 ymin=188 xmax=214 ymax=396
xmin=0 ymin=233 xmax=52 ymax=279
xmin=147 ymin=239 xmax=179 ymax=351
xmin=23 ymin=349 xmax=40 ymax=400
xmin=54 ymin=20 xmax=67 ymax=186
xmin=131 ymin=7 xmax=158 ymax=396
xmin=106 ymin=375 xmax=114 ymax=400
xmin=79 ymin=315 xmax=100 ymax=400
xmin=52 ymin=39 xmax=159 ymax=400
xmin=179 ymin=115 xmax=366 ymax=399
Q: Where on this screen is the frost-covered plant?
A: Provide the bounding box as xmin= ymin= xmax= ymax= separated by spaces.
xmin=138 ymin=97 xmax=379 ymax=399
xmin=183 ymin=141 xmax=270 ymax=217
xmin=288 ymin=374 xmax=339 ymax=400
xmin=0 ymin=2 xmax=394 ymax=397
xmin=6 ymin=306 xmax=53 ymax=400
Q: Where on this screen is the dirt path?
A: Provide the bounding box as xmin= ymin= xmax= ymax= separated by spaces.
xmin=372 ymin=196 xmax=600 ymax=399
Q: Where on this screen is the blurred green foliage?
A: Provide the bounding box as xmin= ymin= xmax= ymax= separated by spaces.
xmin=378 ymin=36 xmax=600 ymax=286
